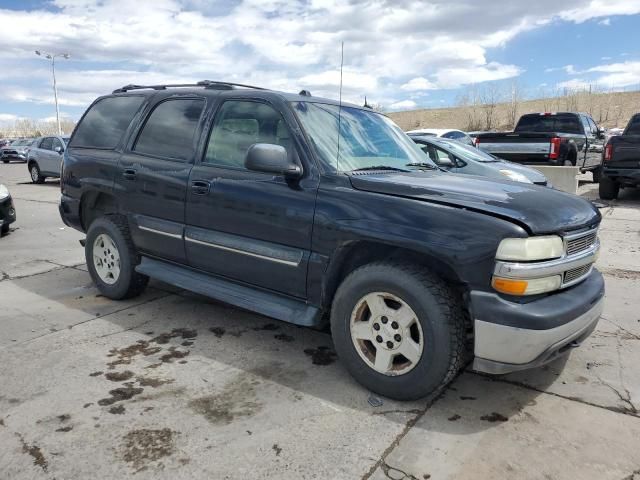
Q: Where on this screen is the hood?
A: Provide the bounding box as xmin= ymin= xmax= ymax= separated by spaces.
xmin=348 ymin=171 xmax=600 ymax=234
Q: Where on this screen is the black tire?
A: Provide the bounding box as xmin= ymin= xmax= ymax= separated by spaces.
xmin=1 ymin=223 xmax=9 ymax=235
xmin=85 ymin=215 xmax=149 ymax=300
xmin=330 ymin=262 xmax=466 ymax=401
xmin=29 ymin=162 xmax=45 ymax=184
xmin=599 ymin=175 xmax=619 ymax=200
xmin=2 ymin=160 xmax=8 ymax=164
xmin=592 ymin=167 xmax=601 ymax=183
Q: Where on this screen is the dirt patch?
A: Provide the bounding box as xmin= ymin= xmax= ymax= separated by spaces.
xmin=122 ymin=428 xmax=176 ymax=472
xmin=448 ymin=414 xmax=461 ymax=421
xmin=460 ymin=396 xmax=476 ymax=401
xmin=601 ymin=268 xmax=640 ymax=280
xmin=57 ymin=414 xmax=71 ymax=422
xmin=274 ymin=333 xmax=294 ymax=342
xmin=254 ymin=323 xmax=280 ymax=331
xmin=480 ymin=412 xmax=509 ymax=423
xmin=56 ymin=426 xmax=73 ymax=432
xmin=107 ymin=341 xmax=162 ymax=369
xmin=151 ymin=328 xmax=197 ymax=344
xmin=189 ymin=373 xmax=262 ymax=425
xmin=98 ymin=387 xmax=144 ymax=406
xmin=105 ymin=370 xmax=135 ymax=382
xmin=89 ymin=371 xmax=103 ymax=377
xmin=159 ymin=347 xmax=190 ymax=363
xmin=137 ymin=376 xmax=175 ymax=388
xmin=0 ymin=419 xmax=4 ymax=426
xmin=109 ymin=405 xmax=126 ymax=415
xmin=20 ymin=438 xmax=47 ymax=472
xmin=209 ymin=326 xmax=226 ymax=338
xmin=181 ymin=341 xmax=193 ymax=347
xmin=272 ymin=444 xmax=282 ymax=456
xmin=303 ymin=346 xmax=337 ymax=365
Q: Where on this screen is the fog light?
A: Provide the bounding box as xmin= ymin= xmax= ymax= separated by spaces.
xmin=492 ymin=275 xmax=562 ymax=296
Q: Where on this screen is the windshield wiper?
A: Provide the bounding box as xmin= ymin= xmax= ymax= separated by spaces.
xmin=405 ymin=162 xmax=439 ymax=170
xmin=351 ymin=166 xmax=409 ymax=172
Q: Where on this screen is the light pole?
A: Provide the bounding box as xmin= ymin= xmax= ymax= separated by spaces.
xmin=35 ymin=50 xmax=70 ymax=136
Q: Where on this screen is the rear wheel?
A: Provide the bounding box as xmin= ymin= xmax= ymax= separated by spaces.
xmin=330 ymin=262 xmax=466 ymax=400
xmin=85 ymin=215 xmax=149 ymax=299
xmin=1 ymin=224 xmax=9 ymax=235
xmin=2 ymin=160 xmax=8 ymax=164
xmin=592 ymin=167 xmax=601 ymax=183
xmin=29 ymin=163 xmax=45 ymax=184
xmin=599 ymin=175 xmax=619 ymax=200
xmin=562 ymin=158 xmax=574 ymax=166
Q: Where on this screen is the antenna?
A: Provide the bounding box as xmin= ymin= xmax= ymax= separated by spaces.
xmin=336 ymin=41 xmax=344 ymax=173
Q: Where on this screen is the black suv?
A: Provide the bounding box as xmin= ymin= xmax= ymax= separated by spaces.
xmin=60 ymin=81 xmax=604 ymax=400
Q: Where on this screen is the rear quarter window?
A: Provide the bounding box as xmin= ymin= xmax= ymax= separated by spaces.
xmin=70 ymin=95 xmax=145 ymax=149
xmin=626 ymin=116 xmax=640 ymax=135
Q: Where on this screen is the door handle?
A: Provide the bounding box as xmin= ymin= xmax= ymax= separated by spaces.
xmin=191 ymin=180 xmax=211 ymax=195
xmin=123 ymin=168 xmax=137 ymax=180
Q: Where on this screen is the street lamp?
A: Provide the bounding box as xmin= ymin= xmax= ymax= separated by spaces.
xmin=35 ymin=50 xmax=70 ymax=136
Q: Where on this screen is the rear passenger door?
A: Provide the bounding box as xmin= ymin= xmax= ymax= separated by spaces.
xmin=117 ymin=95 xmax=206 ymax=264
xmin=184 ymin=98 xmax=319 ymax=299
xmin=36 ymin=137 xmax=56 ymax=174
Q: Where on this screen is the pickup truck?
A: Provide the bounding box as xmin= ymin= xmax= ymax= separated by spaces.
xmin=599 ymin=113 xmax=640 ymax=199
xmin=59 ymin=81 xmax=604 ymax=401
xmin=476 ymin=112 xmax=605 ymax=177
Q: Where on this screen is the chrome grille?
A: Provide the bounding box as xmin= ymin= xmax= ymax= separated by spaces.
xmin=566 ymin=230 xmax=598 ymax=256
xmin=564 ymin=264 xmax=592 ymax=284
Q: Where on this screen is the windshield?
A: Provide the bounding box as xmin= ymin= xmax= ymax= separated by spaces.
xmin=434 ymin=138 xmax=500 ymax=163
xmin=292 ymin=102 xmax=436 ymax=172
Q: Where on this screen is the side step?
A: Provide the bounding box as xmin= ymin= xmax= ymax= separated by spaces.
xmin=136 ymin=257 xmax=322 ymax=327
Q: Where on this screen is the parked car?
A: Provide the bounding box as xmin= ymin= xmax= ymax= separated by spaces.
xmin=1 ymin=138 xmax=33 ymax=163
xmin=27 ymin=135 xmax=70 ymax=183
xmin=410 ymin=135 xmax=549 ymax=185
xmin=599 ymin=113 xmax=640 ymax=200
xmin=604 ymin=127 xmax=624 ymax=145
xmin=405 ymin=128 xmax=475 ymax=146
xmin=475 ymin=112 xmax=605 ymax=178
xmin=60 ymin=81 xmax=604 ymax=401
xmin=0 ymin=183 xmax=16 ymax=235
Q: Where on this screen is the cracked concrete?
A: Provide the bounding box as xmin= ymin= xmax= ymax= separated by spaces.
xmin=1 ymin=166 xmax=640 ymax=479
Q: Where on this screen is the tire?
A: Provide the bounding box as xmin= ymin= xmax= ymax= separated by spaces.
xmin=592 ymin=167 xmax=601 ymax=184
xmin=562 ymin=158 xmax=574 ymax=166
xmin=1 ymin=223 xmax=9 ymax=235
xmin=330 ymin=262 xmax=466 ymax=401
xmin=2 ymin=160 xmax=8 ymax=164
xmin=29 ymin=162 xmax=45 ymax=184
xmin=85 ymin=215 xmax=149 ymax=300
xmin=599 ymin=175 xmax=619 ymax=200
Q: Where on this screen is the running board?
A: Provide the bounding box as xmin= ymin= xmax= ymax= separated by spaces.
xmin=136 ymin=257 xmax=322 ymax=327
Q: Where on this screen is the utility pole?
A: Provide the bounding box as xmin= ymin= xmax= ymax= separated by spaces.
xmin=35 ymin=50 xmax=70 ymax=135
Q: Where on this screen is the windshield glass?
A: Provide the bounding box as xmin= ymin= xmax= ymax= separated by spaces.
xmin=292 ymin=102 xmax=436 ymax=172
xmin=434 ymin=138 xmax=500 ymax=163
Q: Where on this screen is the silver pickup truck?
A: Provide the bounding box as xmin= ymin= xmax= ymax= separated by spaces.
xmin=476 ymin=112 xmax=605 ymax=180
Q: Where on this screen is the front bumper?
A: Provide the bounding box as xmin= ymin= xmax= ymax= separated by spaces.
xmin=471 ymin=269 xmax=605 ymax=374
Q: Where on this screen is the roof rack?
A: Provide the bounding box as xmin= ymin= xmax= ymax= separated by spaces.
xmin=112 ymin=80 xmax=267 ymax=94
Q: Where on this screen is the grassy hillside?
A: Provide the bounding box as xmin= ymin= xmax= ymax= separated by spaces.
xmin=388 ymin=90 xmax=640 ymax=132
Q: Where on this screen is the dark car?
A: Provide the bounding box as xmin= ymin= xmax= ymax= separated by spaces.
xmin=60 ymin=81 xmax=604 ymax=401
xmin=0 ymin=183 xmax=16 ymax=235
xmin=476 ymin=113 xmax=605 ymax=176
xmin=599 ymin=113 xmax=640 ymax=199
xmin=409 ymin=134 xmax=549 ymax=186
xmin=1 ymin=138 xmax=33 ymax=163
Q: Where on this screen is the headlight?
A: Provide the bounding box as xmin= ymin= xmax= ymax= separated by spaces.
xmin=499 ymin=169 xmax=532 ymax=183
xmin=496 ymin=236 xmax=564 ymax=261
xmin=492 ymin=275 xmax=562 ymax=296
xmin=0 ymin=184 xmax=9 ymax=200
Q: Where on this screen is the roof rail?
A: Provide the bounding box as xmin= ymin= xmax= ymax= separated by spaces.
xmin=112 ymin=80 xmax=267 ymax=94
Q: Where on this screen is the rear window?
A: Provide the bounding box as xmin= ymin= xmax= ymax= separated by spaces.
xmin=515 ymin=114 xmax=582 ymax=134
xmin=133 ymin=98 xmax=205 ymax=161
xmin=70 ymin=95 xmax=145 ymax=149
xmin=626 ymin=115 xmax=640 ymax=135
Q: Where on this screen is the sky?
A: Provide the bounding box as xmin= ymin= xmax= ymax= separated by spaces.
xmin=0 ymin=0 xmax=639 ymax=123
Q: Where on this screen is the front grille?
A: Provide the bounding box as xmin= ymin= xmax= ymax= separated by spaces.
xmin=564 ymin=264 xmax=592 ymax=283
xmin=566 ymin=230 xmax=598 ymax=256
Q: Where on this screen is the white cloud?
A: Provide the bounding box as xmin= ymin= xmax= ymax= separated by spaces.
xmin=0 ymin=0 xmax=638 ymax=115
xmin=0 ymin=113 xmax=19 ymax=122
xmin=599 ymin=18 xmax=611 ymax=25
xmin=557 ymin=78 xmax=591 ymax=90
xmin=389 ymin=100 xmax=418 ymax=111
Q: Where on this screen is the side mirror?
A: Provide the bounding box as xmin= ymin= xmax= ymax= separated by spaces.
xmin=597 ymin=129 xmax=605 ymax=140
xmin=54 ymin=146 xmax=64 ymax=154
xmin=245 ymin=143 xmax=301 ymax=178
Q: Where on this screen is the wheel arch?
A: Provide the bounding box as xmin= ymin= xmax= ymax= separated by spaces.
xmin=80 ymin=191 xmax=121 ymax=231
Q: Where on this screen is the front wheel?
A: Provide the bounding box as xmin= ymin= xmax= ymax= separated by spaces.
xmin=330 ymin=262 xmax=467 ymax=401
xmin=86 ymin=215 xmax=149 ymax=299
xmin=29 ymin=163 xmax=45 ymax=184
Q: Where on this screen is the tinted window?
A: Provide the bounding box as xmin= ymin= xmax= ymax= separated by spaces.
xmin=204 ymin=101 xmax=292 ymax=168
xmin=627 ymin=116 xmax=640 ymax=135
xmin=580 ymin=116 xmax=592 ymax=134
xmin=134 ymin=98 xmax=204 ymax=161
xmin=52 ymin=138 xmax=64 ymax=151
xmin=71 ymin=95 xmax=145 ymax=149
xmin=444 ymin=131 xmax=463 ymax=139
xmin=40 ymin=137 xmax=53 ymax=150
xmin=515 ymin=114 xmax=582 ymax=134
